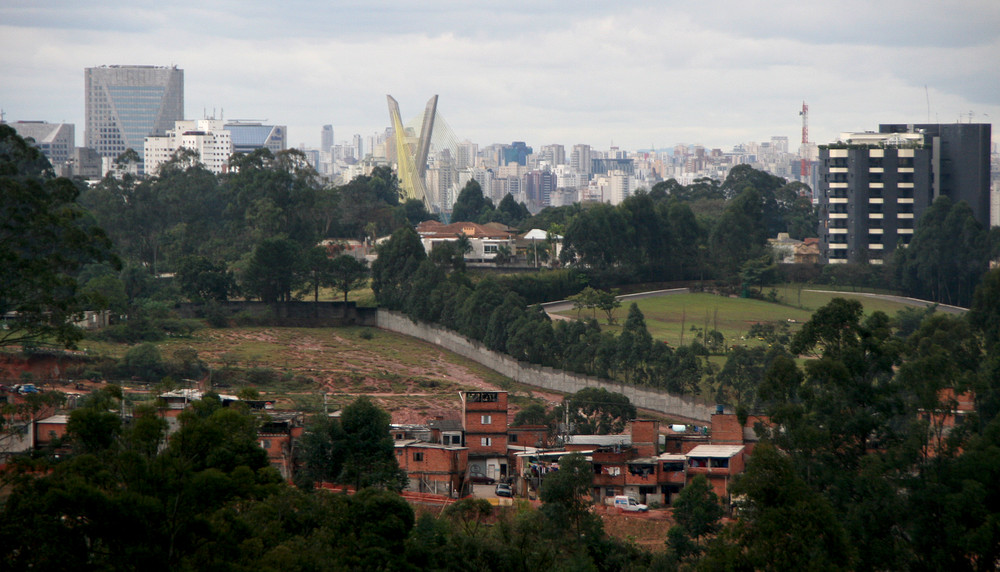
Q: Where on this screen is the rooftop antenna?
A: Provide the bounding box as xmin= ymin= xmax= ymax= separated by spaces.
xmin=925 ymin=85 xmax=930 ymax=123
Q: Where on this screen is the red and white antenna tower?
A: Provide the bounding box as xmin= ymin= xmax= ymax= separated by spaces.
xmin=799 ymin=101 xmax=809 ymax=179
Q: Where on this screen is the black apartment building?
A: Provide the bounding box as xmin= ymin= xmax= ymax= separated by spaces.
xmin=818 ymin=123 xmax=991 ymax=264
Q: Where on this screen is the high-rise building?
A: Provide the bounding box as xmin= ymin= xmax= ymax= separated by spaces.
xmin=540 ymin=144 xmax=566 ymax=166
xmin=84 ymin=65 xmax=184 ymax=165
xmin=321 ymin=125 xmax=334 ymax=154
xmin=352 ymin=133 xmax=363 ymax=160
xmin=225 ymin=122 xmax=286 ymax=155
xmin=571 ymin=144 xmax=592 ymax=180
xmin=818 ymin=123 xmax=991 ymax=264
xmin=9 ymin=121 xmax=75 ymax=168
xmin=144 ymin=119 xmax=233 ymax=175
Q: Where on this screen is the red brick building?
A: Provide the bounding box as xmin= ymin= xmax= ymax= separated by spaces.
xmin=461 ymin=391 xmax=509 ymax=480
xmin=395 ymin=440 xmax=468 ymax=496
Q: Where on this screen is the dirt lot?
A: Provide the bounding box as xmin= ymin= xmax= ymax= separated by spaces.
xmin=0 ymin=327 xmax=566 ymax=422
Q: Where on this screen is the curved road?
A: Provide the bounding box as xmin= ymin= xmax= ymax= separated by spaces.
xmin=542 ymin=287 xmax=966 ymax=320
xmin=541 ymin=287 xmax=689 ymax=317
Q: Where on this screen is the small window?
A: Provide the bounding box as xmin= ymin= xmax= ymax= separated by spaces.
xmin=481 ymin=437 xmax=492 ymax=446
xmin=261 ymin=440 xmax=271 ymax=449
xmin=481 ymin=415 xmax=492 ymax=425
xmin=509 ymin=433 xmax=518 ymax=443
xmin=413 ymin=452 xmax=424 ymax=462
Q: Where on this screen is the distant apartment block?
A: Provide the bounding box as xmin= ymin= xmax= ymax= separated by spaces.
xmin=9 ymin=121 xmax=75 ymax=168
xmin=144 ymin=119 xmax=233 ymax=175
xmin=818 ymin=123 xmax=991 ymax=264
xmin=85 ymin=65 xmax=184 ymax=165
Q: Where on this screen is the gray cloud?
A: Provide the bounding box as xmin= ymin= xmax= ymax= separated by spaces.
xmin=1 ymin=1 xmax=996 ymax=151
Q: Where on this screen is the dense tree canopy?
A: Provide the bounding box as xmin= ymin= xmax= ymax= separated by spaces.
xmin=0 ymin=125 xmax=118 ymax=348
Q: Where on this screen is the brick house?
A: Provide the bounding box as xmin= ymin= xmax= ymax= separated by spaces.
xmin=258 ymin=412 xmax=303 ymax=481
xmin=395 ymin=440 xmax=468 ymax=497
xmin=461 ymin=391 xmax=509 ymax=481
xmin=685 ymin=444 xmax=746 ymax=499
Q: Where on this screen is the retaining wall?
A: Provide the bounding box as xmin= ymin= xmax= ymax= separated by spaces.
xmin=377 ymin=310 xmax=714 ymax=423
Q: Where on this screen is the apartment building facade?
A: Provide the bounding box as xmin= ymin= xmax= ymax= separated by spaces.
xmin=818 ymin=123 xmax=991 ymax=264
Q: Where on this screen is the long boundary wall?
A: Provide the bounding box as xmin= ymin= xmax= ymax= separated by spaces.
xmin=377 ymin=310 xmax=714 ymax=423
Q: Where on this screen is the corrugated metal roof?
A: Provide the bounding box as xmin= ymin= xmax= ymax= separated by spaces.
xmin=685 ymin=445 xmax=745 ymax=458
xmin=566 ymin=435 xmax=632 ymax=447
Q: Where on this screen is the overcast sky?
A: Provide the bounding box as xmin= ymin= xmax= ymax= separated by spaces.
xmin=2 ymin=1 xmax=998 ymax=152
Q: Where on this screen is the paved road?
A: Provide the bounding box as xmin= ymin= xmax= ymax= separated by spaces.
xmin=802 ymin=289 xmax=968 ymax=314
xmin=543 ymin=286 xmax=966 ymax=318
xmin=541 ymin=288 xmax=689 ymax=316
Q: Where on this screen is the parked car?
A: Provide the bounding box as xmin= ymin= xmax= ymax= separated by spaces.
xmin=613 ymin=495 xmax=648 ymax=512
xmin=469 ymin=473 xmax=495 ymax=485
xmin=495 ymin=483 xmax=513 ymax=497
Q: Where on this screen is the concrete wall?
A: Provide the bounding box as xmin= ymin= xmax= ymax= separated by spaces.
xmin=176 ymin=301 xmax=378 ymax=327
xmin=377 ymin=310 xmax=713 ymax=423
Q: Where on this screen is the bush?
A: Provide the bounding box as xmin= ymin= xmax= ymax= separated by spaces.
xmin=359 ymin=329 xmax=374 ymax=340
xmin=244 ymin=367 xmax=280 ymax=387
xmin=120 ymin=343 xmax=165 ymax=381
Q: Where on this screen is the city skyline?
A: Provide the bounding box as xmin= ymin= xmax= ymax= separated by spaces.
xmin=2 ymin=1 xmax=998 ymax=152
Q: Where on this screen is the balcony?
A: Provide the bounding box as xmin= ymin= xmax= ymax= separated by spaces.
xmin=830 ymin=228 xmax=848 ymax=234
xmin=829 ymin=213 xmax=848 ymax=219
xmin=898 ymin=228 xmax=914 ymax=234
xmin=869 ymin=228 xmax=884 ymax=235
xmin=829 ymin=198 xmax=848 ymax=204
xmin=898 ymin=213 xmax=914 ymax=219
xmin=830 ymin=242 xmax=848 ymax=249
xmin=869 ymin=182 xmax=884 ymax=189
xmin=868 ymin=243 xmax=884 ymax=250
xmin=829 ymin=182 xmax=848 ymax=189
xmin=869 ymin=213 xmax=884 ymax=219
xmin=898 ymin=167 xmax=914 ymax=173
xmin=871 ymin=259 xmax=884 ymax=265
xmin=869 ymin=167 xmax=884 ymax=173
xmin=869 ymin=197 xmax=884 ymax=204
xmin=829 ymin=258 xmax=848 ymax=264
xmin=898 ymin=197 xmax=914 ymax=204
xmin=829 ymin=167 xmax=848 ymax=173
xmin=899 ymin=182 xmax=914 ymax=188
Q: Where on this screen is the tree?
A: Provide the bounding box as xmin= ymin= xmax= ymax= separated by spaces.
xmin=593 ymin=288 xmax=621 ymax=324
xmin=299 ymin=246 xmax=335 ymax=303
xmin=298 ymin=396 xmax=407 ymax=491
xmin=450 ymin=179 xmax=491 ymax=223
xmin=563 ymin=387 xmax=636 ymax=435
xmin=175 ymin=255 xmax=235 ymax=302
xmin=726 ymin=442 xmax=854 ymax=571
xmin=242 ymin=237 xmax=303 ymax=303
xmin=709 ymin=186 xmax=769 ymax=279
xmin=617 ymin=303 xmax=653 ymax=383
xmin=329 ymin=254 xmax=369 ymax=305
xmin=715 ymin=346 xmax=769 ymax=419
xmin=894 ymin=196 xmax=992 ymax=307
xmin=539 ymin=452 xmax=602 ymax=541
xmin=0 ymin=124 xmax=118 ymax=348
xmin=512 ymin=403 xmax=551 ymax=427
xmin=371 ymin=226 xmax=427 ymax=310
xmin=667 ymin=474 xmax=723 ymax=561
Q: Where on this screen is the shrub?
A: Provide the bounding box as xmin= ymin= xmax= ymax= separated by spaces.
xmin=120 ymin=343 xmax=165 ymax=381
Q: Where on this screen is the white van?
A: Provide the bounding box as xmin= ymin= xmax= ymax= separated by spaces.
xmin=612 ymin=495 xmax=648 ymax=512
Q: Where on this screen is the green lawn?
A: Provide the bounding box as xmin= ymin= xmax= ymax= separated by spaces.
xmin=559 ymin=287 xmax=937 ymax=348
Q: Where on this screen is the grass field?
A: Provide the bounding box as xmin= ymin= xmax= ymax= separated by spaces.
xmin=560 ymin=287 xmax=936 ymax=347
